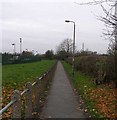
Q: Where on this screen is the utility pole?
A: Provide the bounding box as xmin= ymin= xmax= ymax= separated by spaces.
xmin=20 ymin=38 xmax=22 ymax=55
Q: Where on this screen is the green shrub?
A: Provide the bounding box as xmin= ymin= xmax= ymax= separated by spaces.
xmin=66 ymin=55 xmax=115 ymax=85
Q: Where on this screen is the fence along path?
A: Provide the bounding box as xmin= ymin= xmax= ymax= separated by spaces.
xmin=0 ymin=62 xmax=57 ymax=119
xmin=42 ymin=61 xmax=87 ymax=118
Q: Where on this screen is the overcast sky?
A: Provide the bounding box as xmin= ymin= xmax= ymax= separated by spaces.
xmin=1 ymin=0 xmax=112 ymax=54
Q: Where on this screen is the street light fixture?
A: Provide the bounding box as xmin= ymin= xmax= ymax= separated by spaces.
xmin=12 ymin=43 xmax=16 ymax=54
xmin=20 ymin=38 xmax=22 ymax=55
xmin=12 ymin=43 xmax=16 ymax=61
xmin=65 ymin=20 xmax=76 ymax=77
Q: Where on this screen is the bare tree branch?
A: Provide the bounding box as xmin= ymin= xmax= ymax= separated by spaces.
xmin=74 ymin=0 xmax=114 ymax=5
xmin=75 ymin=0 xmax=117 ymax=58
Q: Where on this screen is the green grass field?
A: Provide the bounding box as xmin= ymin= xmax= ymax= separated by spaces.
xmin=0 ymin=64 xmax=2 ymax=88
xmin=2 ymin=60 xmax=55 ymax=118
xmin=62 ymin=61 xmax=116 ymax=118
xmin=2 ymin=60 xmax=55 ymax=90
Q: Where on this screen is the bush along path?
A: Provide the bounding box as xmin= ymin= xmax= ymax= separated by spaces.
xmin=42 ymin=61 xmax=88 ymax=118
xmin=62 ymin=61 xmax=117 ymax=119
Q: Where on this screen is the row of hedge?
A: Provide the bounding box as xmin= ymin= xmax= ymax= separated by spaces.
xmin=66 ymin=55 xmax=116 ymax=86
xmin=2 ymin=53 xmax=41 ymax=65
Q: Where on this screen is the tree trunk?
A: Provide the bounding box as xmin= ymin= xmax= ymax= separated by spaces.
xmin=115 ymin=1 xmax=117 ymax=88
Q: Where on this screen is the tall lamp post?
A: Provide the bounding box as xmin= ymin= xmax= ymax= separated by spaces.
xmin=65 ymin=20 xmax=76 ymax=77
xmin=20 ymin=38 xmax=22 ymax=55
xmin=12 ymin=43 xmax=16 ymax=61
xmin=12 ymin=43 xmax=16 ymax=54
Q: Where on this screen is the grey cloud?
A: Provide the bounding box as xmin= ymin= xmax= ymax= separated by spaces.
xmin=1 ymin=0 xmax=109 ymax=54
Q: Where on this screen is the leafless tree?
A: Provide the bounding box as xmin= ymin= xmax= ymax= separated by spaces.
xmin=56 ymin=38 xmax=73 ymax=54
xmin=75 ymin=0 xmax=117 ymax=55
xmin=75 ymin=0 xmax=116 ymax=35
xmin=75 ymin=0 xmax=117 ymax=87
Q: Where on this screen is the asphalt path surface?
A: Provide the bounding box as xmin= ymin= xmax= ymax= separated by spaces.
xmin=42 ymin=61 xmax=87 ymax=118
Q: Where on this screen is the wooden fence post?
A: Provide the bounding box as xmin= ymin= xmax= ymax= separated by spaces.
xmin=11 ymin=90 xmax=21 ymax=118
xmin=48 ymin=67 xmax=53 ymax=82
xmin=41 ymin=75 xmax=46 ymax=93
xmin=25 ymin=82 xmax=32 ymax=118
xmin=44 ymin=73 xmax=48 ymax=89
xmin=34 ymin=81 xmax=40 ymax=115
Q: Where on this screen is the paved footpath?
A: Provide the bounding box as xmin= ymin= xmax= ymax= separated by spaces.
xmin=42 ymin=61 xmax=87 ymax=118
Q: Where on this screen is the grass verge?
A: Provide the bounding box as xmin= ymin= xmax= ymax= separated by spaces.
xmin=2 ymin=60 xmax=55 ymax=89
xmin=62 ymin=61 xmax=117 ymax=119
xmin=2 ymin=60 xmax=55 ymax=118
